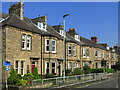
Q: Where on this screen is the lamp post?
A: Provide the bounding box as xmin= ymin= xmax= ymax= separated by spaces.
xmin=63 ymin=14 xmax=70 ymax=79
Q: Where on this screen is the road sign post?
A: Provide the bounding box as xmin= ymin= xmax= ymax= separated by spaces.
xmin=4 ymin=61 xmax=11 ymax=90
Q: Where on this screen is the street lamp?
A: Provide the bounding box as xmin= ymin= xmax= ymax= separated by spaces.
xmin=63 ymin=14 xmax=70 ymax=79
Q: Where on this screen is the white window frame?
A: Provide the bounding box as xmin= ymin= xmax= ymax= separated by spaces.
xmin=76 ymin=63 xmax=78 ymax=68
xmin=95 ymin=49 xmax=98 ymax=57
xmin=68 ymin=62 xmax=72 ymax=71
xmin=45 ymin=62 xmax=50 ymax=74
xmin=98 ymin=50 xmax=101 ymax=58
xmin=15 ymin=61 xmax=20 ymax=74
xmin=60 ymin=30 xmax=63 ymax=36
xmin=51 ymin=62 xmax=56 ymax=74
xmin=83 ymin=48 xmax=86 ymax=58
xmin=27 ymin=35 xmax=31 ymax=50
xmin=73 ymin=45 xmax=76 ymax=56
xmin=86 ymin=48 xmax=89 ymax=58
xmin=99 ymin=62 xmax=101 ymax=68
xmin=52 ymin=40 xmax=56 ymax=53
xmin=45 ymin=39 xmax=50 ymax=52
xmin=83 ymin=62 xmax=86 ymax=67
xmin=73 ymin=63 xmax=76 ymax=71
xmin=68 ymin=44 xmax=72 ymax=56
xmin=22 ymin=34 xmax=26 ymax=50
xmin=21 ymin=61 xmax=25 ymax=76
xmin=38 ymin=22 xmax=42 ymax=29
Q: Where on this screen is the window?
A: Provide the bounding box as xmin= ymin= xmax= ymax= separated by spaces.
xmin=68 ymin=62 xmax=72 ymax=71
xmin=98 ymin=50 xmax=101 ymax=58
xmin=52 ymin=62 xmax=56 ymax=74
xmin=86 ymin=48 xmax=89 ymax=58
xmin=43 ymin=23 xmax=46 ymax=29
xmin=99 ymin=62 xmax=101 ymax=68
xmin=38 ymin=22 xmax=41 ymax=29
xmin=52 ymin=40 xmax=56 ymax=53
xmin=103 ymin=51 xmax=104 ymax=58
xmin=107 ymin=52 xmax=109 ymax=59
xmin=73 ymin=45 xmax=76 ymax=56
xmin=45 ymin=39 xmax=50 ymax=52
xmin=83 ymin=48 xmax=86 ymax=58
xmin=45 ymin=62 xmax=50 ymax=74
xmin=107 ymin=63 xmax=109 ymax=69
xmin=22 ymin=34 xmax=26 ymax=50
xmin=83 ymin=62 xmax=86 ymax=67
xmin=76 ymin=63 xmax=78 ymax=68
xmin=75 ymin=35 xmax=80 ymax=41
xmin=15 ymin=61 xmax=19 ymax=74
xmin=27 ymin=35 xmax=31 ymax=50
xmin=95 ymin=49 xmax=98 ymax=57
xmin=21 ymin=61 xmax=25 ymax=76
xmin=68 ymin=44 xmax=72 ymax=56
xmin=95 ymin=62 xmax=97 ymax=68
xmin=60 ymin=30 xmax=63 ymax=36
xmin=112 ymin=53 xmax=114 ymax=59
xmin=73 ymin=63 xmax=76 ymax=71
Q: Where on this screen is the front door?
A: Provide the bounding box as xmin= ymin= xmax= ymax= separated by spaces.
xmin=32 ymin=62 xmax=36 ymax=73
xmin=59 ymin=62 xmax=62 ymax=76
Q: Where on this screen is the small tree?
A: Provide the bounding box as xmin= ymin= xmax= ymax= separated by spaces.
xmin=83 ymin=65 xmax=90 ymax=74
xmin=65 ymin=69 xmax=72 ymax=76
xmin=33 ymin=67 xmax=40 ymax=79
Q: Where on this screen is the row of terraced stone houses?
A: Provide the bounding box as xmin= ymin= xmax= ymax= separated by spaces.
xmin=0 ymin=2 xmax=118 ymax=82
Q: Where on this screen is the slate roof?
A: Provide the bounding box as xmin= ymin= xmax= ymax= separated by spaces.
xmin=68 ymin=30 xmax=78 ymax=36
xmin=0 ymin=12 xmax=8 ymax=18
xmin=52 ymin=25 xmax=64 ymax=32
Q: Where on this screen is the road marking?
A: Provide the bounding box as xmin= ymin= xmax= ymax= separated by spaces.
xmin=99 ymin=82 xmax=101 ymax=83
xmin=86 ymin=84 xmax=89 ymax=87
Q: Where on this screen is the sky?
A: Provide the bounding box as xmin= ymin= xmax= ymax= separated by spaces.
xmin=2 ymin=2 xmax=118 ymax=47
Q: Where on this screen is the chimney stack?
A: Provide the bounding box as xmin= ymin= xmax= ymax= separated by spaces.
xmin=69 ymin=28 xmax=76 ymax=32
xmin=91 ymin=36 xmax=98 ymax=43
xmin=41 ymin=16 xmax=47 ymax=24
xmin=9 ymin=2 xmax=24 ymax=20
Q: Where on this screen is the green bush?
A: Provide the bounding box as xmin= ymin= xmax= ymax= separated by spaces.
xmin=16 ymin=79 xmax=28 ymax=86
xmin=90 ymin=68 xmax=104 ymax=73
xmin=33 ymin=67 xmax=40 ymax=79
xmin=65 ymin=69 xmax=72 ymax=76
xmin=105 ymin=68 xmax=114 ymax=73
xmin=8 ymin=69 xmax=20 ymax=85
xmin=23 ymin=73 xmax=34 ymax=83
xmin=83 ymin=65 xmax=90 ymax=74
xmin=45 ymin=73 xmax=54 ymax=78
xmin=74 ymin=68 xmax=83 ymax=75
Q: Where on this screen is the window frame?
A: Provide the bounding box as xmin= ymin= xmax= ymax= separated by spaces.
xmin=68 ymin=44 xmax=72 ymax=56
xmin=51 ymin=62 xmax=56 ymax=74
xmin=95 ymin=49 xmax=98 ymax=57
xmin=21 ymin=61 xmax=25 ymax=76
xmin=73 ymin=44 xmax=76 ymax=56
xmin=27 ymin=35 xmax=31 ymax=50
xmin=52 ymin=40 xmax=56 ymax=53
xmin=45 ymin=39 xmax=50 ymax=52
xmin=22 ymin=34 xmax=26 ymax=50
xmin=83 ymin=48 xmax=86 ymax=58
xmin=68 ymin=62 xmax=72 ymax=71
xmin=15 ymin=61 xmax=20 ymax=74
xmin=86 ymin=48 xmax=89 ymax=58
xmin=45 ymin=61 xmax=50 ymax=74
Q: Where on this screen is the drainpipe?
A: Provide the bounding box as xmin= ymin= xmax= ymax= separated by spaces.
xmin=41 ymin=35 xmax=42 ymax=77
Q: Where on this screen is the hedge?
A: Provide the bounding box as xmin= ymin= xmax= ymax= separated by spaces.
xmin=90 ymin=68 xmax=104 ymax=73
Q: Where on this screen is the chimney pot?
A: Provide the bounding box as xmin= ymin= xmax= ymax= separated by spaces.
xmin=91 ymin=36 xmax=98 ymax=43
xmin=69 ymin=28 xmax=76 ymax=32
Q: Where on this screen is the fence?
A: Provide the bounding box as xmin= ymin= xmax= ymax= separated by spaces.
xmin=32 ymin=72 xmax=107 ymax=88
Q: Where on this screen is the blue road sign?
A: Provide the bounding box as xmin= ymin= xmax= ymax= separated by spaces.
xmin=4 ymin=61 xmax=11 ymax=66
xmin=6 ymin=66 xmax=9 ymax=71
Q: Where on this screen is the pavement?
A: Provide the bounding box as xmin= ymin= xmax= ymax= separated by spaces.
xmin=63 ymin=71 xmax=119 ymax=89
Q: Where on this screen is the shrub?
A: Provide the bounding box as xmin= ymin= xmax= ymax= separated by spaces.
xmin=90 ymin=68 xmax=104 ymax=73
xmin=16 ymin=79 xmax=28 ymax=86
xmin=105 ymin=68 xmax=114 ymax=73
xmin=65 ymin=69 xmax=72 ymax=76
xmin=83 ymin=65 xmax=90 ymax=74
xmin=45 ymin=73 xmax=54 ymax=78
xmin=8 ymin=69 xmax=20 ymax=85
xmin=23 ymin=73 xmax=34 ymax=84
xmin=74 ymin=68 xmax=83 ymax=75
xmin=33 ymin=67 xmax=40 ymax=79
